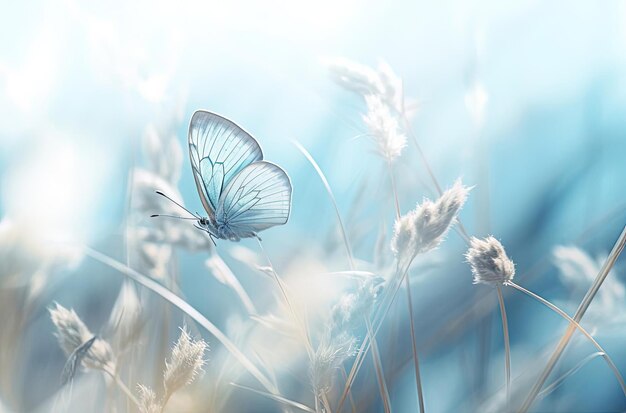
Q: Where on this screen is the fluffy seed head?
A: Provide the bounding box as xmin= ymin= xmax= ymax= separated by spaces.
xmin=392 ymin=180 xmax=470 ymax=263
xmin=137 ymin=384 xmax=162 ymax=413
xmin=326 ymin=57 xmax=384 ymax=98
xmin=49 ymin=303 xmax=116 ymax=372
xmin=330 ymin=276 xmax=385 ymax=334
xmin=362 ymin=94 xmax=407 ymax=162
xmin=163 ymin=326 xmax=208 ymax=397
xmin=311 ymin=332 xmax=357 ymax=397
xmin=466 ymin=236 xmax=515 ymax=286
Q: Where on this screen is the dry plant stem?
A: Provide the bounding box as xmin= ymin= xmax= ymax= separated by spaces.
xmin=496 ymin=285 xmax=511 ymax=410
xmin=386 ymin=159 xmax=425 ymax=413
xmin=387 ymin=160 xmax=401 ymax=218
xmin=293 ymin=141 xmax=355 ymax=269
xmin=508 ymin=282 xmax=626 ymax=396
xmin=337 ymin=265 xmax=407 ymax=413
xmin=518 ymin=225 xmax=626 ymax=413
xmin=321 ymin=392 xmax=333 ymax=413
xmin=256 ymin=238 xmax=314 ymax=358
xmin=399 ymin=113 xmax=471 ymax=244
xmin=340 ymin=366 xmax=357 ymax=413
xmin=102 ymin=367 xmax=140 ymax=408
xmin=366 ymin=317 xmax=392 ymax=413
xmin=231 ymin=382 xmax=315 ymax=413
xmin=405 ymin=276 xmax=425 ymax=413
xmin=539 ymin=352 xmax=605 ymax=399
xmin=295 ymin=140 xmax=384 ymax=410
xmin=83 ymin=247 xmax=278 ymax=395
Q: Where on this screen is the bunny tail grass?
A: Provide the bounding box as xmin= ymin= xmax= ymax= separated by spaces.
xmin=82 ymin=246 xmax=277 ymax=395
xmin=518 ymin=225 xmax=626 ymax=413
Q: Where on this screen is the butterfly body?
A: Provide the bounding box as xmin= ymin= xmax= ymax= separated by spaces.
xmin=186 ymin=110 xmax=292 ymax=242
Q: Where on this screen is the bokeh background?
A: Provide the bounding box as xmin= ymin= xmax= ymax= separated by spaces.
xmin=1 ymin=0 xmax=626 ymax=412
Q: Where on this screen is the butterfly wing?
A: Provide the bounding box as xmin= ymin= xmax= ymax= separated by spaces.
xmin=188 ymin=110 xmax=263 ymax=217
xmin=216 ymin=161 xmax=292 ymax=238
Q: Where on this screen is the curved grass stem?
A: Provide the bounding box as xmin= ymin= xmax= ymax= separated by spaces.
xmin=83 ymin=246 xmax=278 ymax=395
xmin=508 ymin=281 xmax=626 ymax=397
xmin=518 ymin=225 xmax=626 ymax=412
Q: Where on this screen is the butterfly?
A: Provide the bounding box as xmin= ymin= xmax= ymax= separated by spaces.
xmin=153 ymin=110 xmax=292 ymax=243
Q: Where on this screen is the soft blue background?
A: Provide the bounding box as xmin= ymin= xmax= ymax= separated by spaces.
xmin=1 ymin=0 xmax=626 ymax=411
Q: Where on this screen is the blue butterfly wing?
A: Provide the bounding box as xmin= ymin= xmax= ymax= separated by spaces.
xmin=216 ymin=161 xmax=292 ymax=237
xmin=188 ymin=110 xmax=263 ymax=216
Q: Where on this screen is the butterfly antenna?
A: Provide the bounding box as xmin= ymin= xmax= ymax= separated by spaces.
xmin=151 ymin=214 xmax=198 ymax=220
xmin=155 ymin=191 xmax=200 ymax=218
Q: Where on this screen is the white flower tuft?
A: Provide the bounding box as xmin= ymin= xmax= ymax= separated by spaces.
xmin=49 ymin=303 xmax=116 ymax=372
xmin=137 ymin=384 xmax=162 ymax=413
xmin=107 ymin=280 xmax=144 ymax=351
xmin=326 ymin=57 xmax=385 ymax=98
xmin=376 ymin=60 xmax=404 ymax=112
xmin=311 ymin=332 xmax=357 ymax=397
xmin=466 ymin=236 xmax=515 ymax=286
xmin=326 ymin=57 xmax=404 ymax=112
xmin=330 ymin=276 xmax=385 ymax=334
xmin=362 ymin=94 xmax=407 ymax=162
xmin=392 ymin=180 xmax=471 ymax=263
xmin=163 ymin=326 xmax=208 ymax=398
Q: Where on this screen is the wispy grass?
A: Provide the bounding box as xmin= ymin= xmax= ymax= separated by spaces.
xmin=519 ymin=225 xmax=626 ymax=412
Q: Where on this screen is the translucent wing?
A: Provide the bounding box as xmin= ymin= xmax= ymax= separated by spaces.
xmin=188 ymin=110 xmax=263 ymax=216
xmin=216 ymin=161 xmax=292 ymax=237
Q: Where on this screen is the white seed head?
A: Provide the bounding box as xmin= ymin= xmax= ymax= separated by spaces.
xmin=326 ymin=57 xmax=405 ymax=113
xmin=49 ymin=303 xmax=116 ymax=372
xmin=466 ymin=236 xmax=515 ymax=286
xmin=377 ymin=60 xmax=404 ymax=112
xmin=163 ymin=326 xmax=208 ymax=397
xmin=326 ymin=57 xmax=385 ymax=98
xmin=392 ymin=180 xmax=470 ymax=262
xmin=330 ymin=276 xmax=385 ymax=334
xmin=311 ymin=332 xmax=357 ymax=397
xmin=107 ymin=280 xmax=144 ymax=351
xmin=142 ymin=123 xmax=183 ymax=185
xmin=362 ymin=94 xmax=407 ymax=162
xmin=137 ymin=384 xmax=162 ymax=413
